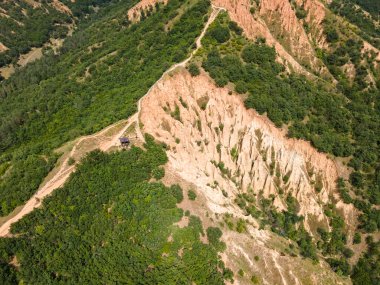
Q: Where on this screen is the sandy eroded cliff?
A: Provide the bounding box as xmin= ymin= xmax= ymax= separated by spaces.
xmin=140 ymin=69 xmax=356 ymax=234
xmin=140 ymin=68 xmax=354 ymax=284
xmin=212 ymin=0 xmax=329 ymax=76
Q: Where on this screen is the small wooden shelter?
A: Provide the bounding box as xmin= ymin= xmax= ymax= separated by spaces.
xmin=119 ymin=137 xmax=130 ymax=147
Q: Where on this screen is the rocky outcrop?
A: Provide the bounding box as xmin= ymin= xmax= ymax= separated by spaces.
xmin=141 ymin=69 xmax=354 ymax=233
xmin=363 ymin=41 xmax=380 ymax=62
xmin=0 ymin=42 xmax=8 ymax=53
xmin=295 ymin=0 xmax=328 ymax=49
xmin=128 ymin=0 xmax=168 ymax=21
xmin=50 ymin=0 xmax=72 ymax=15
xmin=260 ymin=0 xmax=321 ymax=69
xmin=212 ymin=0 xmax=330 ymax=77
xmin=23 ymin=0 xmax=42 ymax=9
xmin=162 ymin=166 xmax=351 ymax=285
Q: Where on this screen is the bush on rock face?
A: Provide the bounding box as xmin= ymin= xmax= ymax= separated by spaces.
xmin=188 ymin=63 xmax=200 ymax=76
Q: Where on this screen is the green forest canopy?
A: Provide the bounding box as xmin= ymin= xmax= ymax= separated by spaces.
xmin=0 ymin=0 xmax=211 ymax=216
xmin=0 ymin=136 xmax=231 ymax=284
xmin=0 ymin=0 xmax=119 ymax=67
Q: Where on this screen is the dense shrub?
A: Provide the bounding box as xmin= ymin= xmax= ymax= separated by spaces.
xmin=208 ymin=24 xmax=230 ymax=43
xmin=206 ymin=227 xmax=226 ymax=251
xmin=351 ymin=239 xmax=380 ymax=285
xmin=0 ymin=0 xmax=118 ymax=67
xmin=188 ymin=62 xmax=201 ymax=76
xmin=241 ymin=44 xmax=276 ymax=64
xmin=188 ymin=189 xmax=197 ymax=200
xmin=228 ymin=21 xmax=243 ymax=35
xmin=170 ymin=184 xmax=184 ymax=203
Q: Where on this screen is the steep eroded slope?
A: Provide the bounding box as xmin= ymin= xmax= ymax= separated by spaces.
xmin=141 ymin=68 xmax=354 ymax=284
xmin=141 ymin=69 xmax=356 ymax=235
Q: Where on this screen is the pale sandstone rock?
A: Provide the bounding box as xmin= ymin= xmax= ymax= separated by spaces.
xmin=295 ymin=0 xmax=328 ymax=48
xmin=0 ymin=42 xmax=8 ymax=53
xmin=213 ymin=0 xmax=305 ymax=74
xmin=141 ymin=70 xmax=356 ymax=233
xmin=128 ymin=0 xmax=168 ymax=21
xmin=51 ymin=0 xmax=72 ymax=15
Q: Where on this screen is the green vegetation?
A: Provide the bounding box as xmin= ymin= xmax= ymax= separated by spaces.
xmin=152 ymin=166 xmax=165 ymax=179
xmin=236 ymin=218 xmax=247 ymax=233
xmin=0 ymin=154 xmax=57 ymax=216
xmin=235 ymin=190 xmax=318 ymax=261
xmin=320 ymin=6 xmax=380 ymax=240
xmin=317 ymin=204 xmax=354 ymax=276
xmin=0 ymin=0 xmax=211 ymax=216
xmin=199 ymin=13 xmax=380 ymax=278
xmin=0 ymin=0 xmax=117 ymax=67
xmin=329 ymin=0 xmax=380 ymax=48
xmin=207 ymin=227 xmax=226 ymax=251
xmin=188 ymin=189 xmax=197 ymax=201
xmin=171 ymin=104 xmax=181 ymax=121
xmin=200 ymin=12 xmax=380 ymax=236
xmin=0 ymin=1 xmax=69 ymax=67
xmin=188 ymin=62 xmax=201 ymax=76
xmin=351 ymin=237 xmax=380 ymax=284
xmin=228 ymin=21 xmax=243 ymax=36
xmin=251 ymin=275 xmax=259 ymax=284
xmin=0 ymin=136 xmax=231 ymax=284
xmin=207 ymin=23 xmax=230 ymax=43
xmin=289 ymin=1 xmax=307 ymax=20
xmin=68 ymin=157 xmax=76 ymax=166
xmin=230 ymin=147 xmax=239 ymax=161
xmin=350 ymin=0 xmax=380 ymax=16
xmin=353 ymin=232 xmax=361 ymax=244
xmin=0 ymin=1 xmax=378 ymax=283
xmin=169 ymin=184 xmax=184 ymax=203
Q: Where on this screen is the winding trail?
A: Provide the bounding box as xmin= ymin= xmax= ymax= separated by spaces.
xmin=135 ymin=5 xmax=223 ymax=141
xmin=0 ymin=5 xmax=222 ymax=238
xmin=0 ymin=119 xmax=134 ymax=237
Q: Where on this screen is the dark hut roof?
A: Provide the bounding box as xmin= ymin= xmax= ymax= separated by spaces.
xmin=119 ymin=137 xmax=130 ymax=143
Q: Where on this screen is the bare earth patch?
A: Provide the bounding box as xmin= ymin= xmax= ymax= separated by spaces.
xmin=0 ymin=42 xmax=8 ymax=53
xmin=128 ymin=0 xmax=168 ymax=21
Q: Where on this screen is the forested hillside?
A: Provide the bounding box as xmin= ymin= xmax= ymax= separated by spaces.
xmin=0 ymin=0 xmax=117 ymax=68
xmin=0 ymin=136 xmax=231 ymax=284
xmin=195 ymin=10 xmax=379 ymax=283
xmin=0 ymin=0 xmax=379 ymax=284
xmin=0 ymin=0 xmax=210 ymax=216
xmin=350 ymin=0 xmax=380 ymax=16
xmin=329 ymin=0 xmax=380 ymax=49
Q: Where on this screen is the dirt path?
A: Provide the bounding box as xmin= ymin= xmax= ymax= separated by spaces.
xmin=0 ymin=119 xmax=134 ymax=237
xmin=135 ymin=5 xmax=223 ymax=141
xmin=0 ymin=5 xmax=222 ymax=238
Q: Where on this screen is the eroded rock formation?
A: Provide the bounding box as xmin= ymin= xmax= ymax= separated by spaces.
xmin=212 ymin=0 xmax=329 ymax=76
xmin=141 ymin=69 xmax=355 ymax=234
xmin=128 ymin=0 xmax=168 ymax=21
xmin=140 ymin=68 xmax=355 ymax=284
